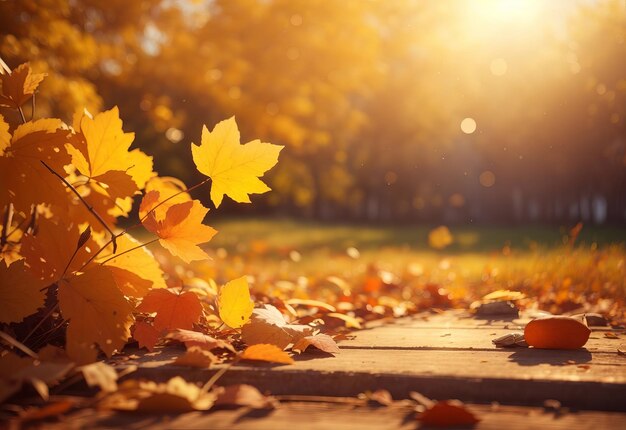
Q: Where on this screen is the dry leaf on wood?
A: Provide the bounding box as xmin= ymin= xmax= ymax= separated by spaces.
xmin=241 ymin=304 xmax=314 ymax=349
xmin=214 ymin=384 xmax=278 ymax=409
xmin=418 ymin=400 xmax=480 ymax=427
xmin=292 ymin=334 xmax=340 ymax=354
xmin=240 ymin=344 xmax=294 ymax=365
xmin=166 ymin=329 xmax=235 ymax=352
xmin=173 ymin=346 xmax=219 ymax=368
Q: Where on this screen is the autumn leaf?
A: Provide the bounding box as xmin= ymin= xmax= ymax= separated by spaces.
xmin=241 ymin=304 xmax=315 ymax=349
xmin=136 ymin=289 xmax=203 ymax=333
xmin=102 ymin=234 xmax=167 ymax=298
xmin=99 ymin=377 xmax=216 ymax=412
xmin=19 ymin=400 xmax=75 ymax=423
xmin=0 ymin=63 xmax=46 ymax=108
xmin=214 ymin=384 xmax=278 ymax=409
xmin=165 ymin=329 xmax=235 ymax=352
xmin=142 ymin=198 xmax=217 ymax=263
xmin=0 ymin=260 xmax=46 ymax=324
xmin=173 ymin=346 xmax=219 ymax=368
xmin=240 ymin=344 xmax=294 ymax=365
xmin=218 ymin=276 xmax=254 ymax=329
xmin=133 ymin=321 xmax=161 ymax=352
xmin=79 ymin=362 xmax=118 ymax=392
xmin=191 ymin=117 xmax=283 ymax=207
xmin=21 ymin=218 xmax=98 ymax=282
xmin=0 ymin=118 xmax=72 ymax=213
xmin=0 ymin=114 xmax=9 ymax=155
xmin=292 ymin=334 xmax=340 ymax=354
xmin=324 ymin=312 xmax=362 ymax=329
xmin=143 ymin=176 xmax=191 ymax=220
xmin=418 ymin=400 xmax=480 ymax=427
xmin=58 ymin=265 xmax=134 ymax=364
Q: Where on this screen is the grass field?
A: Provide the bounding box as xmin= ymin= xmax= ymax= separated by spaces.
xmin=186 ymin=219 xmax=626 ymax=316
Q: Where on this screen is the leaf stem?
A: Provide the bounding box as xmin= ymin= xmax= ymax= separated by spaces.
xmin=98 ymin=238 xmax=159 ymax=265
xmin=139 ymin=177 xmax=212 ymax=224
xmin=41 ymin=161 xmax=117 ymax=253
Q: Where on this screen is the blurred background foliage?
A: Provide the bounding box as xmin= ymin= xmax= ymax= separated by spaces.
xmin=1 ymin=0 xmax=625 ymax=224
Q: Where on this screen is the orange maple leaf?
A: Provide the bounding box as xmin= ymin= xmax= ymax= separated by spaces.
xmin=136 ymin=289 xmax=203 ymax=333
xmin=141 ymin=195 xmax=217 ymax=263
xmin=0 ymin=63 xmax=46 ymax=108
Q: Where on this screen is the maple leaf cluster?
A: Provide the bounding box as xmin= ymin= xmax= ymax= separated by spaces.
xmin=0 ymin=61 xmax=294 ymax=375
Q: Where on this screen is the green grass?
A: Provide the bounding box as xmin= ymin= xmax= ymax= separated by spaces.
xmin=210 ymin=218 xmax=626 ymax=253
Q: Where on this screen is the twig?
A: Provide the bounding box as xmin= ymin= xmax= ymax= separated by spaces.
xmin=17 ymin=106 xmax=26 ymax=123
xmin=1 ymin=203 xmax=13 ymax=247
xmin=21 ymin=303 xmax=59 ymax=345
xmin=41 ymin=161 xmax=117 ymax=253
xmin=0 ymin=331 xmax=38 ymax=359
xmin=98 ymin=238 xmax=158 ymax=265
xmin=200 ymin=356 xmax=239 ymax=394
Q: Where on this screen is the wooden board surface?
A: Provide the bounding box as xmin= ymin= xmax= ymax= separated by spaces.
xmin=110 ymin=311 xmax=626 ymax=411
xmin=38 ymin=402 xmax=626 ymax=430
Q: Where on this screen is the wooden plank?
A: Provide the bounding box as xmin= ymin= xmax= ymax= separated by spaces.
xmin=343 ymin=326 xmax=623 ymax=353
xmin=115 ymin=347 xmax=626 ymax=410
xmin=37 ymin=402 xmax=626 ymax=430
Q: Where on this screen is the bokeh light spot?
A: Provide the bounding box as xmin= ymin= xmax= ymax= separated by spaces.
xmin=479 ymin=171 xmax=496 ymax=187
xmin=461 ymin=118 xmax=477 ymax=134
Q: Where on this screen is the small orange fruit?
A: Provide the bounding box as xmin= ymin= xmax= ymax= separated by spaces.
xmin=524 ymin=316 xmax=591 ymax=349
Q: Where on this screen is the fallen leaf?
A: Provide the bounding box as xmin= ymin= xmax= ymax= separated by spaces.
xmin=418 ymin=400 xmax=480 ymax=427
xmin=324 ymin=312 xmax=362 ymax=329
xmin=79 ymin=362 xmax=118 ymax=392
xmin=133 ymin=321 xmax=161 ymax=351
xmin=286 ymin=299 xmax=336 ymax=312
xmin=604 ymin=332 xmax=620 ymax=339
xmin=99 ymin=377 xmax=216 ymax=412
xmin=482 ymin=290 xmax=526 ymax=302
xmin=19 ymin=400 xmax=74 ymax=422
xmin=292 ymin=334 xmax=340 ymax=354
xmin=240 ymin=344 xmax=294 ymax=365
xmin=618 ymin=344 xmax=625 ymax=356
xmin=191 ymin=117 xmax=283 ymax=207
xmin=165 ymin=329 xmax=235 ymax=352
xmin=173 ymin=346 xmax=219 ymax=368
xmin=360 ymin=389 xmax=393 ymax=406
xmin=218 ymin=276 xmax=254 ymax=329
xmin=136 ymin=289 xmax=203 ymax=333
xmin=214 ymin=384 xmax=277 ymax=409
xmin=241 ymin=304 xmax=314 ymax=349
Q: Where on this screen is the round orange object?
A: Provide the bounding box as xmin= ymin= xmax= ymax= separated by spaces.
xmin=524 ymin=316 xmax=591 ymax=349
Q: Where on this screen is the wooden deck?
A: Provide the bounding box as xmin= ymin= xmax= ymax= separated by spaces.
xmin=39 ymin=311 xmax=626 ymax=428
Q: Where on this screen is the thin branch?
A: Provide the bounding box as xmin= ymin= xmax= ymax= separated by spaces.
xmin=139 ymin=177 xmax=211 ymax=224
xmin=98 ymin=238 xmax=158 ymax=265
xmin=41 ymin=161 xmax=117 ymax=253
xmin=79 ymin=177 xmax=212 ymax=270
xmin=1 ymin=203 xmax=13 ymax=247
xmin=200 ymin=357 xmax=239 ymax=394
xmin=17 ymin=106 xmax=26 ymax=124
xmin=21 ymin=303 xmax=59 ymax=345
xmin=0 ymin=331 xmax=38 ymax=359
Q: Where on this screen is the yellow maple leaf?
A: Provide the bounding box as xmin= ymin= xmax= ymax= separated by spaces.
xmin=66 ymin=107 xmax=153 ymax=199
xmin=142 ymin=199 xmax=217 ymax=263
xmin=191 ymin=117 xmax=283 ymax=207
xmin=240 ymin=344 xmax=294 ymax=365
xmin=0 ymin=260 xmax=46 ymax=324
xmin=101 ymin=234 xmax=167 ymax=298
xmin=0 ymin=63 xmax=46 ymax=108
xmin=143 ymin=177 xmax=191 ymax=220
xmin=0 ymin=119 xmax=71 ymax=214
xmin=58 ymin=266 xmax=134 ymax=364
xmin=218 ymin=276 xmax=254 ymax=329
xmin=0 ymin=114 xmax=9 ymax=155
